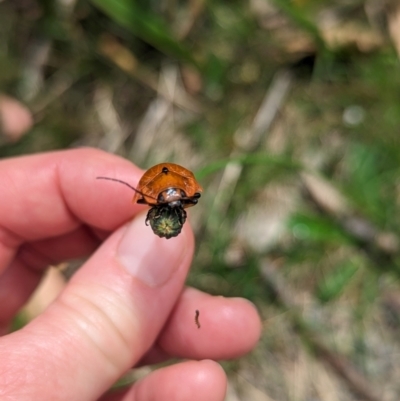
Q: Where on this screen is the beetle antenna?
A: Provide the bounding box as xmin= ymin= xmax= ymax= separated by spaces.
xmin=96 ymin=176 xmax=143 ymax=195
xmin=96 ymin=176 xmax=159 ymax=202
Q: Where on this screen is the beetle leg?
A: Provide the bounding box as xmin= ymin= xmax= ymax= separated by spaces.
xmin=178 ymin=208 xmax=187 ymax=225
xmin=182 ymin=198 xmax=198 ymax=207
xmin=145 ymin=208 xmax=152 ymax=226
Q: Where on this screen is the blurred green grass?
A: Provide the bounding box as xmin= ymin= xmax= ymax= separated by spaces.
xmin=2 ymin=0 xmax=400 ymax=399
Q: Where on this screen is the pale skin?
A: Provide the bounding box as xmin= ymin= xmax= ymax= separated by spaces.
xmin=0 ymin=147 xmax=262 ymax=401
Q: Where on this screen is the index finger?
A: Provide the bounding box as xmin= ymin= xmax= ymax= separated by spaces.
xmin=0 ymin=148 xmax=144 ymax=266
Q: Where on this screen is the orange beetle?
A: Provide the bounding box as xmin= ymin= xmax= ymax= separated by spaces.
xmin=97 ymin=163 xmax=202 ymax=239
xmin=133 ymin=163 xmax=202 ymax=207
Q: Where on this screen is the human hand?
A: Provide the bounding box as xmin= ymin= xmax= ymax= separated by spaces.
xmin=0 ymin=148 xmax=261 ymax=401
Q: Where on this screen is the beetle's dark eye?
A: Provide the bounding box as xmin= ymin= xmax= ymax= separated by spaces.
xmin=162 ymin=167 xmax=169 ymax=174
xmin=158 ymin=194 xmax=165 ymax=202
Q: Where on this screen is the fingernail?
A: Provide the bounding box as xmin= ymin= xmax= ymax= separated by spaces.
xmin=117 ymin=213 xmax=188 ymax=287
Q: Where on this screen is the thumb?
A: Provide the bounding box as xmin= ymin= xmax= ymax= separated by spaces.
xmin=0 ymin=214 xmax=193 ymax=401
